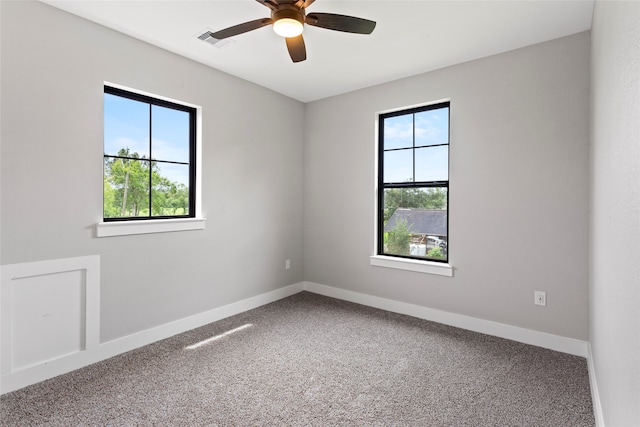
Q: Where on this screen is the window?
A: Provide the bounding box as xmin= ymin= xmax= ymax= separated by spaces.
xmin=103 ymin=86 xmax=196 ymax=221
xmin=378 ymin=102 xmax=450 ymax=263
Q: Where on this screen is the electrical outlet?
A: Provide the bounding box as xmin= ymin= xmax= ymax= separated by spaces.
xmin=535 ymin=291 xmax=546 ymax=307
xmin=285 ymin=259 xmax=290 ymax=270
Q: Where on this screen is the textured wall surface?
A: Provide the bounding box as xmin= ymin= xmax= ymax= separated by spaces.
xmin=590 ymin=1 xmax=640 ymax=425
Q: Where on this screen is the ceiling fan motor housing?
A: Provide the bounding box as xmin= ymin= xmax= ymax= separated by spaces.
xmin=272 ymin=4 xmax=305 ymax=26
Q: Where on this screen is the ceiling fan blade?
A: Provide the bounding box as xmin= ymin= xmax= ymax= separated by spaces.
xmin=211 ymin=18 xmax=273 ymax=40
xmin=285 ymin=35 xmax=306 ymax=63
xmin=306 ymin=13 xmax=376 ymax=34
xmin=255 ymin=0 xmax=279 ymax=11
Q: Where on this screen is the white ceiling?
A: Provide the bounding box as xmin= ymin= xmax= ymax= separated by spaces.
xmin=41 ymin=0 xmax=594 ymax=103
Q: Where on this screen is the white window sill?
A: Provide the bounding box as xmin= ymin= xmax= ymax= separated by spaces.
xmin=370 ymin=255 xmax=453 ymax=277
xmin=96 ymin=217 xmax=206 ymax=237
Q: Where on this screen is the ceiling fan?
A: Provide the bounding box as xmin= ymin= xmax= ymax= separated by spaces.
xmin=211 ymin=0 xmax=376 ymax=63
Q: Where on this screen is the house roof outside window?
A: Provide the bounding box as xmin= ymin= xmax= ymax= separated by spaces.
xmin=384 ymin=208 xmax=447 ymax=237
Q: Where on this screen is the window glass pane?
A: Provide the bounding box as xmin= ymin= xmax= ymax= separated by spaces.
xmin=151 ymin=105 xmax=190 ymax=163
xmin=384 ymin=149 xmax=413 ymax=183
xmin=151 ymin=162 xmax=190 ymax=216
xmin=103 ymin=157 xmax=150 ymax=218
xmin=382 ymin=187 xmax=448 ymax=261
xmin=415 ymin=145 xmax=448 ymax=182
xmin=383 ymin=187 xmax=447 ymax=222
xmin=383 ymin=115 xmax=413 ymax=150
xmin=104 ymin=94 xmax=150 ymax=158
xmin=415 ymin=107 xmax=449 ymax=147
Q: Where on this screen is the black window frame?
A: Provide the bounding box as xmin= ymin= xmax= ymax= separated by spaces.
xmin=103 ymin=86 xmax=197 ymax=222
xmin=377 ymin=101 xmax=450 ymax=263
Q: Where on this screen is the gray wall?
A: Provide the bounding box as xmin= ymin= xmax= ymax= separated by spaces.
xmin=590 ymin=1 xmax=640 ymax=425
xmin=0 ymin=1 xmax=305 ymax=343
xmin=6 ymin=2 xmax=637 ymax=421
xmin=304 ymin=32 xmax=591 ymax=340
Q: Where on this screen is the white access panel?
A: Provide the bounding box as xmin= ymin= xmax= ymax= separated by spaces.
xmin=9 ymin=270 xmax=85 ymax=370
xmin=1 ymin=256 xmax=100 ymax=377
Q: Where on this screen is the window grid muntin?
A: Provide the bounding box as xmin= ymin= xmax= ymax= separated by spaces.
xmin=103 ymin=86 xmax=196 ymax=221
xmin=378 ymin=102 xmax=450 ymax=263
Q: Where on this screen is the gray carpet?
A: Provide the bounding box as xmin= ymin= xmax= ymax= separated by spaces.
xmin=1 ymin=292 xmax=594 ymax=426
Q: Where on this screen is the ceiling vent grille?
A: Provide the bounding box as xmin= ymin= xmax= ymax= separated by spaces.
xmin=197 ymin=30 xmax=235 ymax=49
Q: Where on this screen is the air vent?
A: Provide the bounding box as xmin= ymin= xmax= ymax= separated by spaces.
xmin=196 ymin=29 xmax=236 ymax=49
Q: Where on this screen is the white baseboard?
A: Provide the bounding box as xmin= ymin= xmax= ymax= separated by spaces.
xmin=587 ymin=343 xmax=605 ymax=427
xmin=303 ymin=281 xmax=589 ymax=358
xmin=99 ymin=282 xmax=304 ymax=360
xmin=1 ymin=282 xmax=304 ymax=394
xmin=2 ymin=278 xmax=592 ymax=396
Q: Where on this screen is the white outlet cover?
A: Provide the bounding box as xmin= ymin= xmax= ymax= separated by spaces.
xmin=535 ymin=291 xmax=546 ymax=306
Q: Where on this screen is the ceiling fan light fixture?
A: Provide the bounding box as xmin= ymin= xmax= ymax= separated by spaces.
xmin=210 ymin=1 xmax=376 ymax=63
xmin=273 ymin=18 xmax=304 ymax=38
xmin=271 ymin=7 xmax=305 ymax=38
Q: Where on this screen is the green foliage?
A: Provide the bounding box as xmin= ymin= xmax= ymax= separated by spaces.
xmin=387 ymin=218 xmax=412 ymax=256
xmin=103 ymin=178 xmax=119 ymax=218
xmin=152 ymin=174 xmax=189 ymax=216
xmin=383 ymin=187 xmax=446 ymax=223
xmin=104 ymin=148 xmax=189 ymax=218
xmin=426 ymin=246 xmax=445 ymax=260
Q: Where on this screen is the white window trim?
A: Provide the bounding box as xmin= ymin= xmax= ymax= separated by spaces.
xmin=97 ymin=217 xmax=206 ymax=237
xmin=98 ymin=82 xmax=204 ymax=238
xmin=372 ymin=99 xmax=453 ymax=277
xmin=369 ymin=255 xmax=453 ymax=277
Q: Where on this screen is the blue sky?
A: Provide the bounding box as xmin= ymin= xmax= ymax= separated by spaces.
xmin=104 ymin=93 xmax=190 ymax=186
xmin=383 ymin=107 xmax=449 ymax=183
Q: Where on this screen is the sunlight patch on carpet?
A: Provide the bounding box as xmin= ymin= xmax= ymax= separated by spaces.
xmin=184 ymin=324 xmax=253 ymax=350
